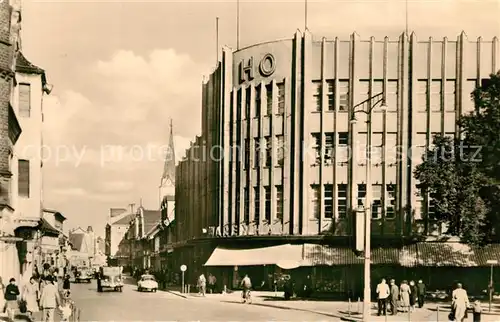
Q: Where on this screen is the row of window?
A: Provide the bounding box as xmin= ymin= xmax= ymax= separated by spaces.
xmin=240 ymin=82 xmax=286 ymax=119
xmin=237 ymin=78 xmax=478 ymax=119
xmin=312 ymin=79 xmax=460 ymax=113
xmin=234 ymin=183 xmax=397 ymax=223
xmin=311 ymin=184 xmax=396 ymax=219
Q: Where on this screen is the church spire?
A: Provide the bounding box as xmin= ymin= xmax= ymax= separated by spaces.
xmin=160 ymin=119 xmax=176 ymax=187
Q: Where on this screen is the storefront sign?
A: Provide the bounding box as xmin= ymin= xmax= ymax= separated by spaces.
xmin=238 ymin=53 xmax=276 ymax=84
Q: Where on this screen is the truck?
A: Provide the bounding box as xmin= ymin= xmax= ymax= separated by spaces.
xmin=97 ymin=266 xmax=123 ymax=292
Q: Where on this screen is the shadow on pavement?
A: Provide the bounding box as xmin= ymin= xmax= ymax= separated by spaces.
xmin=261 ymin=296 xmax=336 ymax=302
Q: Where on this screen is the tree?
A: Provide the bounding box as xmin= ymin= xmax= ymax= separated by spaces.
xmin=414 ymin=135 xmax=490 ymax=244
xmin=414 ymin=72 xmax=500 ymax=245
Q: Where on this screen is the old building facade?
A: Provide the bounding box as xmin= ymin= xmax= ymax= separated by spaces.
xmin=173 ymin=31 xmax=500 ymax=294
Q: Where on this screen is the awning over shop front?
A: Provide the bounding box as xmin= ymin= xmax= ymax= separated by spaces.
xmin=204 ymin=244 xmax=303 ymax=267
xmin=416 ymin=242 xmax=500 ymax=267
xmin=301 ymin=244 xmax=418 ymax=267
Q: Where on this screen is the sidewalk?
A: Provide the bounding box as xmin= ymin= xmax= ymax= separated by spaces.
xmin=167 ymin=289 xmax=500 ymax=321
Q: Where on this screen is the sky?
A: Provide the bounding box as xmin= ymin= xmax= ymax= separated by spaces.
xmin=20 ymin=0 xmax=499 ymax=236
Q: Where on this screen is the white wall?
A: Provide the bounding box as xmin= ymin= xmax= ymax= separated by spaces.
xmin=110 ymin=224 xmax=128 ymax=257
xmin=11 ymin=72 xmax=43 ymax=220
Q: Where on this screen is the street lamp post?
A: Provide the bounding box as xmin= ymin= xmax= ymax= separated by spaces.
xmin=350 ymin=92 xmax=387 ymax=322
xmin=487 ymin=259 xmax=498 ymax=312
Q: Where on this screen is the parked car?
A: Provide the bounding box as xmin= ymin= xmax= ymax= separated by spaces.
xmin=137 ymin=274 xmax=158 ymax=292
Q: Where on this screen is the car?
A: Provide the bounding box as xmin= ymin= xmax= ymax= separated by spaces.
xmin=137 ymin=274 xmax=158 ymax=292
xmin=75 ymin=267 xmax=92 ymax=283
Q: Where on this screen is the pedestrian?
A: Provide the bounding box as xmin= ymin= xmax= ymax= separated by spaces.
xmin=376 ymin=278 xmax=390 ymax=316
xmin=409 ymin=280 xmax=417 ymax=311
xmin=473 ymin=300 xmax=482 ymax=322
xmin=22 ymin=276 xmax=40 ymax=319
xmin=0 ymin=277 xmax=5 ymax=314
xmin=63 ymin=275 xmax=71 ymax=297
xmin=417 ymin=279 xmax=426 ymax=308
xmin=4 ymin=278 xmax=20 ymax=320
xmin=58 ymin=297 xmax=73 ymax=322
xmin=389 ymin=279 xmax=399 ymax=315
xmin=283 ymin=276 xmax=293 ymax=300
xmin=451 ymin=283 xmax=469 ymax=322
xmin=399 ymin=280 xmax=411 ymax=312
xmin=39 ymin=275 xmax=61 ymax=322
xmin=197 ymin=273 xmax=206 ymax=297
xmin=302 ymin=275 xmax=313 ymax=298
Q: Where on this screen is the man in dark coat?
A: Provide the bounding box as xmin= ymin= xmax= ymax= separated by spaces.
xmin=417 ymin=280 xmax=426 ymax=308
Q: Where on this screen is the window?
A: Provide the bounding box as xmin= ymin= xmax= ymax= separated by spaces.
xmin=255 ymin=86 xmax=261 ymax=118
xmin=264 ymin=186 xmax=271 ymax=222
xmin=19 ymin=84 xmax=31 ymax=117
xmin=311 ymin=133 xmax=321 ymax=165
xmin=386 ymin=80 xmax=398 ymax=112
xmin=276 ymin=135 xmax=284 ymax=166
xmin=428 ymin=192 xmax=437 ymax=220
xmin=327 ymin=81 xmax=334 ymax=111
xmin=358 ymin=81 xmax=369 ymax=106
xmin=276 ymin=185 xmax=283 ymax=220
xmin=357 ymin=184 xmax=366 ymax=207
xmin=266 ymin=84 xmax=273 ymax=115
xmin=310 ymin=185 xmax=320 ymax=219
xmin=18 ymin=159 xmax=30 ymax=197
xmin=462 ymin=80 xmax=476 ymax=114
xmin=337 ymin=132 xmax=349 ymax=164
xmin=264 ymin=136 xmax=272 ymax=167
xmin=254 ymin=187 xmax=260 ymax=223
xmin=430 ymin=80 xmax=442 ymax=112
xmin=338 ymin=80 xmax=349 ymax=111
xmin=338 ymin=132 xmax=348 ymax=145
xmin=324 ymin=184 xmax=333 ymax=218
xmin=324 ymin=133 xmax=334 ymax=165
xmin=277 ymin=82 xmax=285 ymax=115
xmin=244 ymin=139 xmax=250 ymax=170
xmin=416 ymin=80 xmax=427 ymax=113
xmin=244 ymin=188 xmax=250 ymax=222
xmin=445 ymin=80 xmax=456 ymax=112
xmin=237 ymin=89 xmax=242 ymax=119
xmin=337 ymin=184 xmax=347 ymax=218
xmin=313 ymin=82 xmax=321 ymax=112
xmin=386 ymin=184 xmax=396 ymax=218
xmin=371 ymin=184 xmax=382 ymax=219
xmin=254 ymin=140 xmax=260 ymax=168
xmin=245 ymin=87 xmax=251 ymax=119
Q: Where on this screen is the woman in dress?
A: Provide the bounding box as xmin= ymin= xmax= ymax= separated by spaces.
xmin=23 ymin=276 xmax=39 ymax=318
xmin=452 ymin=283 xmax=469 ymax=322
xmin=400 ymin=280 xmax=411 ymax=312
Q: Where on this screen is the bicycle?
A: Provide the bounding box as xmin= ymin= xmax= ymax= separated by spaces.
xmin=241 ymin=289 xmax=252 ymax=304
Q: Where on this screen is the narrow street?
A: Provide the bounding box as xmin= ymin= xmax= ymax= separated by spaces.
xmin=69 ymin=278 xmax=335 ymax=321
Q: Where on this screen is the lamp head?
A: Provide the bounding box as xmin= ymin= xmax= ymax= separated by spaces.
xmin=349 ymin=118 xmax=358 ymax=125
xmin=380 ymin=103 xmax=388 ymax=112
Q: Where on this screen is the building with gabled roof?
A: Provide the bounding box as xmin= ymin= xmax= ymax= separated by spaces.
xmin=105 ymin=207 xmax=136 ymax=266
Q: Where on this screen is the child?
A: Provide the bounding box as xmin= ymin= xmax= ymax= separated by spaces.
xmin=473 ymin=300 xmax=482 ymax=322
xmin=59 ymin=297 xmax=73 ymax=321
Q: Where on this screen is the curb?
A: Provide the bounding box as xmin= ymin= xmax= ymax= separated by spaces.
xmin=247 ymin=302 xmax=344 ymax=319
xmin=165 ymin=290 xmax=189 ymax=299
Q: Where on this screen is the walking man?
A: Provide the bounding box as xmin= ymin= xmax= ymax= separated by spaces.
xmin=417 ymin=280 xmax=426 ymax=308
xmin=376 ymin=278 xmax=390 ymax=316
xmin=39 ymin=275 xmax=61 ymax=322
xmin=389 ymin=279 xmax=399 ymax=315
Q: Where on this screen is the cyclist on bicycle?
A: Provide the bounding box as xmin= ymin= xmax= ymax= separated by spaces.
xmin=240 ymin=274 xmax=252 ymax=301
